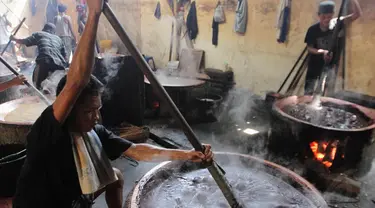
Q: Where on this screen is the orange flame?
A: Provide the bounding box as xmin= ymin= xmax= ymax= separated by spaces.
xmin=309 ymin=141 xmax=338 ymax=168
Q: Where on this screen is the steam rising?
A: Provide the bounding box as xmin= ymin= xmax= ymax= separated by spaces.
xmin=97 ymin=53 xmax=122 ymax=101
xmin=40 ymin=70 xmax=66 ymax=98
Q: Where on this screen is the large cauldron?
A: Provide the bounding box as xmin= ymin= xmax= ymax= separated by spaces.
xmin=125 ymin=152 xmax=328 ymax=208
xmin=270 ymin=95 xmax=375 ymax=171
xmin=0 ymin=96 xmax=46 ymax=145
xmin=0 ymin=96 xmax=46 ymax=196
xmin=93 ymin=54 xmax=145 ymax=127
xmin=273 ymin=95 xmax=375 ymax=132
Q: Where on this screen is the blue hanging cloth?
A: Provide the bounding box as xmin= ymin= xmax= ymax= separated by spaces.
xmin=276 ymin=0 xmax=291 ymax=43
xmin=154 ymin=2 xmax=161 ymax=19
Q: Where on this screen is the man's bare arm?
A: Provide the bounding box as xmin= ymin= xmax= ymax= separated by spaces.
xmin=344 ymin=0 xmax=362 ymax=24
xmin=52 ymin=0 xmax=103 ymax=123
xmin=307 ymin=45 xmax=328 ymax=55
xmin=123 ymin=144 xmax=213 ymax=162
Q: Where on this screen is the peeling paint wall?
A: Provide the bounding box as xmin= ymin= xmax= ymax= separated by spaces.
xmin=140 ymin=0 xmax=375 ymax=97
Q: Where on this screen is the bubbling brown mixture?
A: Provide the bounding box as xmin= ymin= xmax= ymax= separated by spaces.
xmin=140 ymin=165 xmax=318 ymax=208
xmin=283 ymin=103 xmax=371 ymax=129
xmin=4 ymin=102 xmax=47 ymax=123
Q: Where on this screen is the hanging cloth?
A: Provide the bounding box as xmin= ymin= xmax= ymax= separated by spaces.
xmin=234 ymin=0 xmax=248 ymax=34
xmin=186 ymin=1 xmax=198 ymax=40
xmin=212 ymin=18 xmax=219 ymax=46
xmin=154 ymin=2 xmax=161 ymax=19
xmin=214 ymin=2 xmax=225 ymax=23
xmin=276 ymin=0 xmax=291 ymax=43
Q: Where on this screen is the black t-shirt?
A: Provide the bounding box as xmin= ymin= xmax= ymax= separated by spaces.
xmin=304 ymin=21 xmax=343 ymax=77
xmin=13 ymin=106 xmax=133 ymax=208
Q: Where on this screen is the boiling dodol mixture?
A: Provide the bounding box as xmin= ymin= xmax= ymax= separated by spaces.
xmin=4 ymin=102 xmax=47 ymax=123
xmin=141 ymin=165 xmax=318 ymax=208
xmin=283 ymin=103 xmax=371 ymax=129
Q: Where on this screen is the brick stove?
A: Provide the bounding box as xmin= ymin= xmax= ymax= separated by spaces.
xmin=268 ymin=95 xmax=375 ymax=196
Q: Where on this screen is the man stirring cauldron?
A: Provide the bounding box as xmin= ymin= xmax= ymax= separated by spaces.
xmin=12 ymin=0 xmax=213 ymax=208
xmin=304 ymin=0 xmax=362 ymax=95
xmin=10 ymin=23 xmax=68 ymax=90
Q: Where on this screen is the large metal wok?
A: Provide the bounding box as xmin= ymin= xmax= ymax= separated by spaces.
xmin=272 ymin=95 xmax=375 ymax=132
xmin=0 ymin=96 xmax=48 ymax=145
xmin=125 ymin=152 xmax=328 ymax=208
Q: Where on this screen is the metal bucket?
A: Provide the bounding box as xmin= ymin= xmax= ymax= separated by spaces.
xmin=0 ymin=144 xmax=26 ymax=197
xmin=125 ymin=152 xmax=328 ymax=208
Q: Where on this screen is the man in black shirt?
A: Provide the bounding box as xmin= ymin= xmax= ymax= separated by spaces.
xmin=304 ymin=0 xmax=362 ymax=95
xmin=13 ymin=1 xmax=213 ymax=208
xmin=11 ymin=23 xmax=68 ymax=90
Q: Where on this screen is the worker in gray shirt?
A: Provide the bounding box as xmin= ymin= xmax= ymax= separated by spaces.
xmin=55 ymin=4 xmax=76 ymax=62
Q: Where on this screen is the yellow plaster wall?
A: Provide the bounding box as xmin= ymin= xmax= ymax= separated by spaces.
xmin=140 ymin=0 xmax=375 ymax=96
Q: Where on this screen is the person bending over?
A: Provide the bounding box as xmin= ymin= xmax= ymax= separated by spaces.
xmin=12 ymin=1 xmax=213 ymax=208
xmin=10 ymin=23 xmax=68 ymax=90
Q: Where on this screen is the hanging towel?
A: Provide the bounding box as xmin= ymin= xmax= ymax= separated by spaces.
xmin=187 ymin=1 xmax=198 ymax=40
xmin=154 ymin=2 xmax=161 ymax=19
xmin=276 ymin=0 xmax=291 ymax=43
xmin=234 ymin=0 xmax=248 ymax=34
xmin=212 ymin=18 xmax=219 ymax=46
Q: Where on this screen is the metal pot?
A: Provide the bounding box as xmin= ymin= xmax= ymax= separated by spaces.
xmin=272 ymin=95 xmax=375 ymax=132
xmin=0 ymin=96 xmax=47 ymax=145
xmin=125 ymin=152 xmax=327 ymax=208
xmin=0 ymin=144 xmax=26 ymax=197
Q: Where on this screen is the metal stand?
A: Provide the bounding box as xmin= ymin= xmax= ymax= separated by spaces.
xmin=102 ymin=3 xmax=243 ymax=207
xmin=277 ymin=47 xmax=309 ymax=95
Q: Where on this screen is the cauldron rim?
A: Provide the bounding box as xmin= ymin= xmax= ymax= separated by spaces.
xmin=0 ymin=96 xmax=48 ymax=126
xmin=126 ymin=152 xmax=327 ymax=208
xmin=272 ymin=95 xmax=375 ymax=132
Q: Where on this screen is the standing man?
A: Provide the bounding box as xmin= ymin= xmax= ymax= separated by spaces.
xmin=13 ymin=0 xmax=213 ymax=208
xmin=55 ymin=3 xmax=77 ymax=62
xmin=11 ymin=23 xmax=68 ymax=90
xmin=304 ymin=0 xmax=362 ymax=95
xmin=77 ymin=4 xmax=87 ymax=37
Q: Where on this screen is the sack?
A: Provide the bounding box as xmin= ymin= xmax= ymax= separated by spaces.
xmin=213 ymin=3 xmax=225 ymax=23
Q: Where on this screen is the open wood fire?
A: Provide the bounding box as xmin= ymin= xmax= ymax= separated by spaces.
xmin=309 ymin=140 xmax=338 ymax=169
xmin=269 ymin=95 xmax=375 ymax=196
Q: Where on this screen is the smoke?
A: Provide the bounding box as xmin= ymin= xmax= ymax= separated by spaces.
xmin=40 ymin=70 xmax=66 ymax=98
xmin=97 ymin=53 xmax=122 ymax=101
